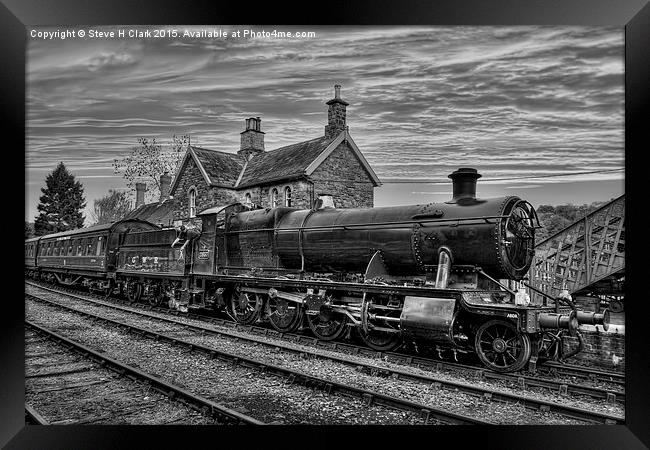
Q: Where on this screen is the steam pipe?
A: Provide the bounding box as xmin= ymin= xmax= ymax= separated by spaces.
xmin=435 ymin=247 xmax=452 ymax=289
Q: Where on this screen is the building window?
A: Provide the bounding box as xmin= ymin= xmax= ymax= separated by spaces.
xmin=284 ymin=186 xmax=292 ymax=207
xmin=244 ymin=193 xmax=252 ymax=207
xmin=270 ymin=188 xmax=278 ymax=208
xmin=188 ymin=188 xmax=197 ymax=218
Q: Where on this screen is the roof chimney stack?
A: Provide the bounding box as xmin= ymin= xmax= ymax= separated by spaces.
xmin=239 ymin=117 xmax=265 ymax=160
xmin=448 ymin=168 xmax=481 ymax=202
xmin=135 ymin=182 xmax=147 ymax=209
xmin=325 ymin=84 xmax=349 ymax=139
xmin=159 ymin=172 xmax=171 ymax=203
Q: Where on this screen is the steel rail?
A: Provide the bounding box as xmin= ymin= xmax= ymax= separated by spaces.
xmin=26 ymin=293 xmax=490 ymax=425
xmin=540 ymin=361 xmax=625 ymax=384
xmin=25 ymin=319 xmax=265 ymax=425
xmin=26 ymin=287 xmax=623 ymax=424
xmin=26 ymin=280 xmax=625 ymax=397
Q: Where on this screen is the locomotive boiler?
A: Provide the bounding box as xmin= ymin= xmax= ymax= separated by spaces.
xmin=227 ymin=168 xmax=534 ymax=280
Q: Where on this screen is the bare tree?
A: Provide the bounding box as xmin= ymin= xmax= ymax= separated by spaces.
xmin=91 ymin=189 xmax=133 ymax=225
xmin=113 ymin=134 xmax=188 ymax=202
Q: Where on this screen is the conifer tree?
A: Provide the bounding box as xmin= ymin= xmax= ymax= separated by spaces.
xmin=34 ymin=162 xmax=86 ymax=235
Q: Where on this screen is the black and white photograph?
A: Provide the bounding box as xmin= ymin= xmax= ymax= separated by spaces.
xmin=21 ymin=23 xmax=628 ymax=428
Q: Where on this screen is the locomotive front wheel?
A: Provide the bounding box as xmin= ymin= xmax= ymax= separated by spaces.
xmin=306 ymin=306 xmax=347 ymax=341
xmin=474 ymin=319 xmax=531 ymax=373
xmin=268 ymin=297 xmax=304 ymax=333
xmin=230 ymin=289 xmax=262 ymax=325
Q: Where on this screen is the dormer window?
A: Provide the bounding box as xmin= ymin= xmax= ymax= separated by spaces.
xmin=284 ymin=186 xmax=292 ymax=207
xmin=270 ymin=188 xmax=278 ymax=208
xmin=188 ymin=188 xmax=197 ymax=218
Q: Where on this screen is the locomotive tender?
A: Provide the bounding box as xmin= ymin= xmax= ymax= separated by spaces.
xmin=25 ymin=168 xmax=608 ymax=373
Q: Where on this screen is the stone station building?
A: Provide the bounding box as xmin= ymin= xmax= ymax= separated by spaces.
xmin=166 ymin=85 xmax=381 ymax=223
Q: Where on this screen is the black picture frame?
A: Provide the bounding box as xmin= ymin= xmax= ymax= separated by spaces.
xmin=3 ymin=1 xmax=648 ymax=448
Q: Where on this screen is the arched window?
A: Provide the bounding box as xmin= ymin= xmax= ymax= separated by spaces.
xmin=284 ymin=186 xmax=292 ymax=207
xmin=244 ymin=193 xmax=252 ymax=206
xmin=188 ymin=188 xmax=197 ymax=218
xmin=270 ymin=188 xmax=278 ymax=208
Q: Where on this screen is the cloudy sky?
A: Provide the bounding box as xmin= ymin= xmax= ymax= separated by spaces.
xmin=26 ymin=26 xmax=624 ymax=222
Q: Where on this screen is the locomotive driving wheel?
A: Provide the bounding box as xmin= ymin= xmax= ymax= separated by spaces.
xmin=267 ymin=295 xmax=304 ymax=333
xmin=229 ymin=286 xmax=262 ymax=325
xmin=306 ymin=297 xmax=347 ymax=341
xmin=474 ymin=319 xmax=531 ymax=373
xmin=358 ymin=295 xmax=403 ymax=352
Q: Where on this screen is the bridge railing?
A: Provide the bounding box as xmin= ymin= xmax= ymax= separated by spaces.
xmin=528 ymin=195 xmax=625 ymax=305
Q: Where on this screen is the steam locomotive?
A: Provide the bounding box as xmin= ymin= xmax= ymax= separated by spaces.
xmin=25 ymin=168 xmax=608 ymax=373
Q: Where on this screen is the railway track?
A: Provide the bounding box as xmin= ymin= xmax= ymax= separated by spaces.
xmin=26 ymin=285 xmax=624 ymax=424
xmin=26 ymin=293 xmax=494 ymax=425
xmin=25 ymin=320 xmax=263 ymax=425
xmin=26 ymin=280 xmax=625 ymax=397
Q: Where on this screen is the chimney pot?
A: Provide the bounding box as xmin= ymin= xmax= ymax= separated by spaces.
xmin=448 ymin=168 xmax=481 ymax=202
xmin=135 ymin=182 xmax=147 ymax=209
xmin=239 ymin=116 xmax=265 ymax=159
xmin=325 ymin=84 xmax=349 ymax=139
xmin=159 ymin=172 xmax=172 ymax=203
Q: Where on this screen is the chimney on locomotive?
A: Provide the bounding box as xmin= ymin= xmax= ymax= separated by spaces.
xmin=448 ymin=168 xmax=481 ymax=202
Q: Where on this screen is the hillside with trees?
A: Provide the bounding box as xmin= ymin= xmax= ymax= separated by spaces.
xmin=534 ymin=200 xmax=615 ymax=242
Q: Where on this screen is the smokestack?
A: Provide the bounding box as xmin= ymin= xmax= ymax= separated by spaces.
xmin=325 ymin=84 xmax=349 ymax=139
xmin=135 ymin=182 xmax=146 ymax=209
xmin=239 ymin=117 xmax=265 ymax=160
xmin=448 ymin=168 xmax=481 ymax=202
xmin=159 ymin=172 xmax=171 ymax=203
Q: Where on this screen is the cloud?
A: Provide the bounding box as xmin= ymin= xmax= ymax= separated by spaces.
xmin=26 ymin=25 xmax=624 ymax=221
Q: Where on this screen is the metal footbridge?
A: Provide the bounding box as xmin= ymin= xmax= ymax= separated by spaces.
xmin=528 ymin=195 xmax=625 ymax=306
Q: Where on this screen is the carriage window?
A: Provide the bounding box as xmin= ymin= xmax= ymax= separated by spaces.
xmin=86 ymin=238 xmax=94 ymax=256
xmin=284 ymin=186 xmax=292 ymax=207
xmin=77 ymin=240 xmax=83 ymax=256
xmin=100 ymin=237 xmax=107 ymax=254
xmin=68 ymin=240 xmax=75 ymax=255
xmin=53 ymin=242 xmax=60 ymax=256
xmin=189 ymin=188 xmax=197 ymax=218
xmin=96 ymin=237 xmax=103 ymax=255
xmin=270 ymin=188 xmax=278 ymax=208
xmin=47 ymin=242 xmax=53 ymax=256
